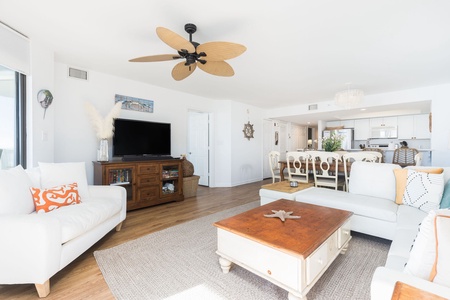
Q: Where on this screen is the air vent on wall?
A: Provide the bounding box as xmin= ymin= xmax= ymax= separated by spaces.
xmin=68 ymin=67 xmax=88 ymax=80
xmin=308 ymin=104 xmax=318 ymax=111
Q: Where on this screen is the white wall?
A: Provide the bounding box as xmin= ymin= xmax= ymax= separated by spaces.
xmin=28 ymin=41 xmax=54 ymax=168
xmin=50 ymin=62 xmax=265 ymax=186
xmin=230 ymin=101 xmax=263 ymax=186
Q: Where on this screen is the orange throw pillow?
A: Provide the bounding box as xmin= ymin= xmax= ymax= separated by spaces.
xmin=30 ymin=182 xmax=81 ymax=213
xmin=412 ymin=168 xmax=444 ymax=175
xmin=394 ymin=169 xmax=409 ymax=204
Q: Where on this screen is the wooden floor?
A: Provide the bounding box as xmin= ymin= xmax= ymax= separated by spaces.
xmin=0 ymin=179 xmax=271 ymax=300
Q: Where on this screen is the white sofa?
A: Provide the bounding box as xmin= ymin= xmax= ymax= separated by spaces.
xmin=0 ymin=163 xmax=127 ymax=297
xmin=259 ymin=161 xmax=450 ymax=299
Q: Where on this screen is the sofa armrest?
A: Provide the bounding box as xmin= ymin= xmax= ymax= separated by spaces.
xmin=0 ymin=214 xmax=61 ymax=284
xmin=371 ymin=267 xmax=450 ymax=299
xmin=88 ymin=185 xmax=127 ymax=221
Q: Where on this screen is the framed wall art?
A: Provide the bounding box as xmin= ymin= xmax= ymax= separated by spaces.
xmin=115 ymin=94 xmax=154 ymax=113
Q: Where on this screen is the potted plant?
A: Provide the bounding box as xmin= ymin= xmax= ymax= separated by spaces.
xmin=322 ymin=133 xmax=344 ymax=152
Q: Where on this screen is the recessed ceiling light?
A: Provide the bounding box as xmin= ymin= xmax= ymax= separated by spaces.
xmin=360 ymin=108 xmax=367 ymax=111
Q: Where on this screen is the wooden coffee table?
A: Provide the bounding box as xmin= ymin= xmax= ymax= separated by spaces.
xmin=214 ymin=199 xmax=353 ymax=300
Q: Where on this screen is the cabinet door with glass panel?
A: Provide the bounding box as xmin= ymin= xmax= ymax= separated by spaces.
xmin=104 ymin=164 xmax=135 ymax=207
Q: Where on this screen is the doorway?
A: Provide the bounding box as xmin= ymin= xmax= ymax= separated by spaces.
xmin=188 ymin=111 xmax=210 ymax=186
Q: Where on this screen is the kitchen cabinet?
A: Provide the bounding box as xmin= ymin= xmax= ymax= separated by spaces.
xmin=354 ymin=119 xmax=371 ymax=140
xmin=325 ymin=120 xmax=354 ymax=128
xmin=326 ymin=121 xmax=342 ymax=128
xmin=369 ymin=116 xmax=398 ymax=128
xmin=397 ymin=114 xmax=431 ymax=139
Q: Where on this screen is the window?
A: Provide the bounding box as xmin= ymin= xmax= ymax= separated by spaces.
xmin=0 ymin=64 xmax=26 ymax=169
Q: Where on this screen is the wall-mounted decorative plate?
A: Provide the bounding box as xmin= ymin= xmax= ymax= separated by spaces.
xmin=243 ymin=121 xmax=255 ymax=140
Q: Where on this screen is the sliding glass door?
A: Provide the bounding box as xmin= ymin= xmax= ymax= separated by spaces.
xmin=0 ymin=64 xmax=26 ymax=169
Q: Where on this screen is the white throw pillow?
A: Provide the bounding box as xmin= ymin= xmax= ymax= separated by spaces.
xmin=404 ymin=209 xmax=450 ymax=281
xmin=39 ymin=162 xmax=89 ymax=200
xmin=402 ymin=170 xmax=444 ymax=212
xmin=432 ymin=214 xmax=450 ymax=287
xmin=0 ymin=165 xmax=35 ymax=214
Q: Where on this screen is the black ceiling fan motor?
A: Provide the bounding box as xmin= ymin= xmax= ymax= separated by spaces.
xmin=178 ymin=23 xmax=206 ymax=66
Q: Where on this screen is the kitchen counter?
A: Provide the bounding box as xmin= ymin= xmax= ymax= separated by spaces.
xmin=347 ymin=148 xmax=432 ymax=166
xmin=349 ymin=148 xmax=432 ymax=152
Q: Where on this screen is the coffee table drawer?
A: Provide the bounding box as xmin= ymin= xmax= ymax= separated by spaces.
xmin=338 ymin=220 xmax=351 ymax=248
xmin=306 ymin=241 xmax=328 ymax=285
xmin=217 ymin=229 xmax=301 ymax=291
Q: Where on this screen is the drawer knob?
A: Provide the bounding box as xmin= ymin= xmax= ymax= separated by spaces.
xmin=267 ymin=270 xmax=272 ymax=275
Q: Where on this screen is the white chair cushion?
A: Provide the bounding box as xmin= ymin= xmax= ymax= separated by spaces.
xmin=39 ymin=162 xmax=90 ymax=201
xmin=349 ymin=161 xmax=401 ymax=201
xmin=0 ymin=165 xmax=35 ymax=215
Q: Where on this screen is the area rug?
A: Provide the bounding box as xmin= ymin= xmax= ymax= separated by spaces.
xmin=94 ymin=202 xmax=390 ymax=300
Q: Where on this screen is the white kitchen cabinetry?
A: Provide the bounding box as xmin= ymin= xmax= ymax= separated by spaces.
xmin=369 ymin=116 xmax=398 ymax=128
xmin=341 ymin=120 xmax=355 ymax=128
xmin=398 ymin=114 xmax=431 ymax=139
xmin=326 ymin=120 xmax=354 ymax=128
xmin=326 ymin=121 xmax=341 ymax=128
xmin=354 ymin=119 xmax=371 ymax=140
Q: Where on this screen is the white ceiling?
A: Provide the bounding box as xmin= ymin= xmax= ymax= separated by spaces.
xmin=0 ymin=1 xmax=448 ymax=123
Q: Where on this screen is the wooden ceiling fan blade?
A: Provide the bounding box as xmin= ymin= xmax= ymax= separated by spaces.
xmin=172 ymin=61 xmax=196 ymax=81
xmin=156 ymin=27 xmax=195 ymax=53
xmin=197 ymin=61 xmax=234 ymax=77
xmin=197 ymin=42 xmax=246 ymax=61
xmin=129 ymin=54 xmax=182 ymax=62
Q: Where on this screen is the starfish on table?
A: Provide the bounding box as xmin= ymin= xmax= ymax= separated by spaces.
xmin=263 ymin=210 xmax=301 ymax=222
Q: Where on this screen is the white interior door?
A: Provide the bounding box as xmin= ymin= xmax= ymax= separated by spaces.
xmin=188 ymin=111 xmax=209 ymax=186
xmin=262 ymin=119 xmax=273 ymax=179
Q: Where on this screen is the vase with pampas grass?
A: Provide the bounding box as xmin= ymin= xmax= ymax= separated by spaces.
xmin=85 ymin=102 xmax=122 ymax=161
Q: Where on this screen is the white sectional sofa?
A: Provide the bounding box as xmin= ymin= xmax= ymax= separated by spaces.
xmin=0 ymin=162 xmax=127 ymax=297
xmin=259 ymin=161 xmax=450 ymax=299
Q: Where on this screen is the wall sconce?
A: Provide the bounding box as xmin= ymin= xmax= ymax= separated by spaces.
xmin=37 ymin=89 xmax=53 ymax=119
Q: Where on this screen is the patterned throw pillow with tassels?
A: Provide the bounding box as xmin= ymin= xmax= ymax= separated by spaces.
xmin=402 ymin=170 xmax=444 ymax=212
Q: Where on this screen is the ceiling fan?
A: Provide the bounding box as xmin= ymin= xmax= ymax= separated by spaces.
xmin=129 ymin=23 xmax=246 ymax=81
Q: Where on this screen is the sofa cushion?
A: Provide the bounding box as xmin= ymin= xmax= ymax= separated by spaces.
xmin=30 ymin=183 xmax=81 ymax=213
xmin=0 ymin=165 xmax=35 ymax=215
xmin=42 ymin=197 xmax=122 ymax=243
xmin=39 ymin=162 xmax=90 ymax=201
xmin=296 ymin=187 xmax=398 ymax=222
xmin=398 ymin=170 xmax=444 ymax=212
xmin=386 ymin=206 xmax=427 ymax=271
xmin=348 ymin=161 xmax=401 ymax=201
xmin=404 ymin=209 xmax=450 ymax=281
xmin=396 ymin=204 xmax=427 ymax=231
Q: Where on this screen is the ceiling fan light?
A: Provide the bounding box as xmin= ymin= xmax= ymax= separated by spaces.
xmin=335 ymin=87 xmax=364 ymax=107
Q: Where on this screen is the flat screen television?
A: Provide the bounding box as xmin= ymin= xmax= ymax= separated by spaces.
xmin=113 ymin=118 xmax=171 ymax=157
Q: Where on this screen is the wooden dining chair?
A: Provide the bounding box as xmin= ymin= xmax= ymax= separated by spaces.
xmin=414 ymin=152 xmax=423 ymax=166
xmin=310 ymin=152 xmax=345 ymax=190
xmin=286 ymin=151 xmax=310 ymax=183
xmin=392 ymin=147 xmax=419 ymax=167
xmin=268 ymin=151 xmax=283 ymax=183
xmin=342 ymin=152 xmax=381 ymax=192
xmin=362 ymin=148 xmax=385 ymax=163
